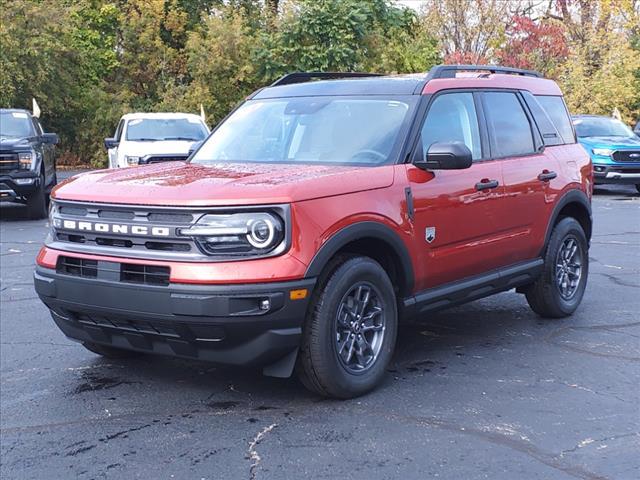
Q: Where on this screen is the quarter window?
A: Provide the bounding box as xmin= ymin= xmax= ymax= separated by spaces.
xmin=420 ymin=93 xmax=482 ymax=160
xmin=483 ymin=92 xmax=535 ymax=157
xmin=536 ymin=95 xmax=575 ymax=144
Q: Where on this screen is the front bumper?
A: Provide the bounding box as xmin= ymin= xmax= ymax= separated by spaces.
xmin=593 ymin=164 xmax=640 ymax=185
xmin=34 ymin=266 xmax=315 ymax=374
xmin=0 ymin=173 xmax=39 ymax=201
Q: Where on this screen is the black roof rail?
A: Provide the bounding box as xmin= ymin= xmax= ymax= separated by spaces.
xmin=426 ymin=64 xmax=543 ymax=80
xmin=270 ymin=71 xmax=383 ymax=87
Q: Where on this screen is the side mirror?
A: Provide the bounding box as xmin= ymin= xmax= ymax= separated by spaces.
xmin=42 ymin=133 xmax=59 ymax=145
xmin=104 ymin=137 xmax=118 ymax=150
xmin=414 ymin=142 xmax=473 ymax=171
xmin=188 ymin=140 xmax=204 ymax=157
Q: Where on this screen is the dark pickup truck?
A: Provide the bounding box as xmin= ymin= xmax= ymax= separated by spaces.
xmin=0 ymin=108 xmax=58 ymax=218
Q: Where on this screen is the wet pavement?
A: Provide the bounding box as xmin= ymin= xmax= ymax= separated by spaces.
xmin=1 ymin=175 xmax=639 ymax=480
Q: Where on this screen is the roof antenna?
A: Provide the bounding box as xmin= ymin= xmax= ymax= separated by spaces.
xmin=200 ymin=104 xmax=206 ymax=123
xmin=32 ymin=98 xmax=41 ymax=118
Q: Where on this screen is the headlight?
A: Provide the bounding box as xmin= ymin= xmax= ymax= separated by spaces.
xmin=592 ymin=148 xmax=613 ymax=157
xmin=18 ymin=151 xmax=35 ymax=169
xmin=125 ymin=155 xmax=141 ymax=166
xmin=179 ymin=211 xmax=286 ymax=257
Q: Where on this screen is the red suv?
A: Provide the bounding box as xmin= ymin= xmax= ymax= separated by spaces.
xmin=35 ymin=65 xmax=592 ymax=398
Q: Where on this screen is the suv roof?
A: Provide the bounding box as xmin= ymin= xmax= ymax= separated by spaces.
xmin=254 ymin=64 xmax=562 ymax=99
xmin=120 ymin=112 xmax=204 ymax=121
xmin=0 ymin=108 xmax=31 ymax=116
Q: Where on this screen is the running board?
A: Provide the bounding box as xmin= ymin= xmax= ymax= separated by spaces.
xmin=402 ymin=259 xmax=544 ymax=319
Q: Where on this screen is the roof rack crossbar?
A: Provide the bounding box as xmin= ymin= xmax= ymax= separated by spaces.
xmin=427 ymin=64 xmax=543 ymax=79
xmin=271 ymin=71 xmax=383 ymax=87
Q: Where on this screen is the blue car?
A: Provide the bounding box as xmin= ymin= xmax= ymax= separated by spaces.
xmin=572 ymin=115 xmax=640 ymax=193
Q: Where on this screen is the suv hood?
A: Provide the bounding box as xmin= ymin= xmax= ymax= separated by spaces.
xmin=53 ymin=161 xmax=394 ymax=206
xmin=578 ymin=136 xmax=640 ymax=149
xmin=0 ymin=136 xmax=35 ymax=149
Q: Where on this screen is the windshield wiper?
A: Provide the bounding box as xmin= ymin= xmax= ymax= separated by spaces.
xmin=131 ymin=137 xmax=161 ymax=141
xmin=162 ymin=136 xmax=201 ymax=141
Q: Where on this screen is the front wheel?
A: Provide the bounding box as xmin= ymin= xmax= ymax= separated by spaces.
xmin=25 ymin=171 xmax=47 ymax=220
xmin=525 ymin=217 xmax=589 ymax=318
xmin=297 ymin=256 xmax=397 ymax=398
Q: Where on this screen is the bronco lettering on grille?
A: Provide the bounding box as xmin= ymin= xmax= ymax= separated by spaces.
xmin=54 ymin=219 xmax=170 ymax=237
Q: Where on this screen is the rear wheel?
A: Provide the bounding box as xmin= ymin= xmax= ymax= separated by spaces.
xmin=25 ymin=171 xmax=47 ymax=220
xmin=635 ymin=184 xmax=640 ymax=194
xmin=297 ymin=256 xmax=397 ymax=398
xmin=525 ymin=217 xmax=588 ymax=318
xmin=82 ymin=342 xmax=142 ymax=359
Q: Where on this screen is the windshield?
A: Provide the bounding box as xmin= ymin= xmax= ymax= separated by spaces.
xmin=191 ymin=97 xmax=415 ymax=166
xmin=573 ymin=117 xmax=634 ymax=138
xmin=126 ymin=118 xmax=208 ymax=141
xmin=0 ymin=111 xmax=34 ymax=137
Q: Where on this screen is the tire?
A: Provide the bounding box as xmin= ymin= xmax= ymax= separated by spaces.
xmin=296 ymin=256 xmax=397 ymax=398
xmin=525 ymin=217 xmax=589 ymax=318
xmin=82 ymin=342 xmax=142 ymax=359
xmin=25 ymin=171 xmax=47 ymax=220
xmin=635 ymin=184 xmax=640 ymax=195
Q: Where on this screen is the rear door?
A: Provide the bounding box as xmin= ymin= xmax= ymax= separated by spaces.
xmin=483 ymin=90 xmax=561 ymax=263
xmin=407 ymin=91 xmax=511 ymax=290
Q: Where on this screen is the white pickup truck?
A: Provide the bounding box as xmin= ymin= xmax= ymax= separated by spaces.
xmin=104 ymin=112 xmax=210 ymax=168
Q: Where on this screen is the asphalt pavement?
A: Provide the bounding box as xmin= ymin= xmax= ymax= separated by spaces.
xmin=1 ymin=173 xmax=639 ymax=480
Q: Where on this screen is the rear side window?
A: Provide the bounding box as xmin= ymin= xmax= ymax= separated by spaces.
xmin=483 ymin=92 xmax=535 ymax=157
xmin=420 ymin=92 xmax=482 ymax=160
xmin=535 ymin=95 xmax=575 ymax=144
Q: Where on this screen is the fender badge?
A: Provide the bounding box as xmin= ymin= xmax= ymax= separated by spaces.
xmin=425 ymin=227 xmax=436 ymax=243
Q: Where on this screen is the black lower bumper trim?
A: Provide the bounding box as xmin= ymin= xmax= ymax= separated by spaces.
xmin=35 ymin=267 xmax=315 ymax=370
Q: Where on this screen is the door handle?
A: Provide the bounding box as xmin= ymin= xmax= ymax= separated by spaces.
xmin=538 ymin=170 xmax=557 ymax=182
xmin=475 ymin=179 xmax=499 ymax=191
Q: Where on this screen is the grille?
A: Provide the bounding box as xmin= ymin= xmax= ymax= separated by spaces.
xmin=56 ymin=255 xmax=171 ymax=286
xmin=51 ymin=200 xmax=200 ymax=259
xmin=612 ymin=150 xmax=640 ymax=163
xmin=57 ymin=257 xmax=98 ymax=278
xmin=0 ymin=152 xmax=19 ymax=171
xmin=71 ymin=311 xmax=181 ymax=338
xmin=140 ymin=155 xmax=188 ymax=164
xmin=121 ymin=263 xmax=170 ymax=286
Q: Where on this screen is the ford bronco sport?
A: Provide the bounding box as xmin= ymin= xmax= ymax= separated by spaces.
xmin=35 ymin=65 xmax=592 ymax=398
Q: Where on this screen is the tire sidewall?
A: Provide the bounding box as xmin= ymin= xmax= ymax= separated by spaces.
xmin=26 ymin=170 xmax=47 ymax=219
xmin=544 ymin=217 xmax=589 ymax=315
xmin=312 ymin=258 xmax=397 ymax=397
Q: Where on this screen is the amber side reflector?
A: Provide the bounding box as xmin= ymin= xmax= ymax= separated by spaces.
xmin=290 ymin=289 xmax=308 ymax=300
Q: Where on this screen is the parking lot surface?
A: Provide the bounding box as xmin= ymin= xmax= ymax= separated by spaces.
xmin=1 ymin=173 xmax=639 ymax=480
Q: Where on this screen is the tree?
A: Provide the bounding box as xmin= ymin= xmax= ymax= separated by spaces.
xmin=497 ymin=16 xmax=569 ymax=74
xmin=421 ymin=0 xmax=513 ymax=64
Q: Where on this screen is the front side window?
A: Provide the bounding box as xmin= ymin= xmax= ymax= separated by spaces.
xmin=572 ymin=116 xmax=635 ymax=138
xmin=484 ymin=92 xmax=535 ymax=157
xmin=191 ymin=96 xmax=416 ymax=166
xmin=536 ymin=95 xmax=575 ymax=144
xmin=114 ymin=119 xmax=125 ymax=141
xmin=126 ymin=118 xmax=208 ymax=142
xmin=0 ymin=111 xmax=35 ymax=137
xmin=420 ymin=92 xmax=482 ymax=160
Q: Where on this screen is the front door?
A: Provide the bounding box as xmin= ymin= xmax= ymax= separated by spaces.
xmin=408 ymin=91 xmax=509 ymax=291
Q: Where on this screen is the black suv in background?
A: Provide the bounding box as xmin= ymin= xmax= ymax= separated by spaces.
xmin=0 ymin=109 xmax=58 ymax=218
